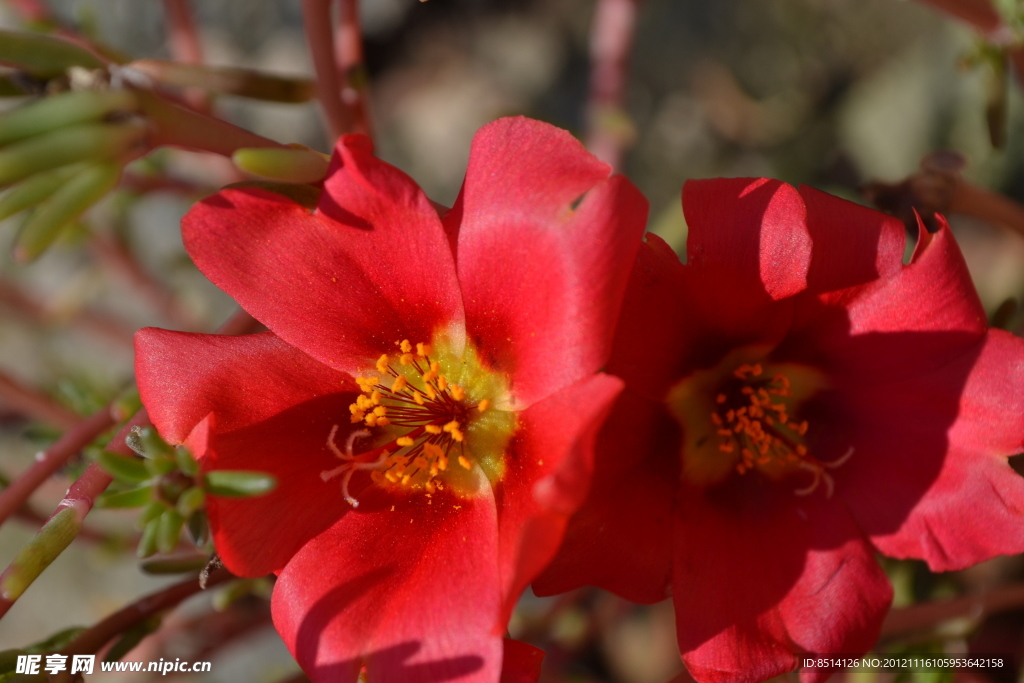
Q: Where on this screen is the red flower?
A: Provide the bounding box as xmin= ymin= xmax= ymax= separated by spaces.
xmin=135 ymin=117 xmax=647 ymax=681
xmin=536 ymin=178 xmax=1024 ymax=682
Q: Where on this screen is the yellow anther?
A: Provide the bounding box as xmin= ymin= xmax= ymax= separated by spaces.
xmin=451 ymin=429 xmax=464 ymax=443
xmin=370 ymin=390 xmax=382 ymax=405
xmin=437 ymin=376 xmax=448 ymax=392
xmin=425 ymin=384 xmax=437 ymax=400
xmin=424 ymin=443 xmax=444 ymax=458
xmin=396 ymin=436 xmax=414 ymax=447
xmin=416 ymin=343 xmax=432 ymax=357
xmin=384 ymin=471 xmax=398 ymax=483
xmin=422 ymin=370 xmax=438 ymax=383
xmin=425 ymin=480 xmax=436 ymax=493
xmin=438 ymin=455 xmax=449 ymax=471
xmin=376 ymin=354 xmax=390 ymax=373
xmin=349 ymin=403 xmax=361 ymax=415
xmin=412 ymin=391 xmax=425 ymax=405
xmin=400 ymin=353 xmax=415 ymax=365
xmin=477 ymin=399 xmax=489 ymax=412
xmin=377 ymin=417 xmax=390 ymax=426
xmin=365 ymin=414 xmax=378 ymax=427
xmin=392 ymin=376 xmax=408 ymax=393
xmin=373 ymin=406 xmax=387 ymax=417
xmin=401 ymin=474 xmax=412 ymax=485
xmin=443 ymin=420 xmax=460 ymax=433
xmin=430 ymin=361 xmax=440 ymax=373
xmin=400 ymin=340 xmax=413 ymax=353
xmin=450 ymin=385 xmax=465 ymax=401
xmin=413 ymin=456 xmax=428 ymax=469
xmin=425 ymin=424 xmax=443 ymax=435
xmin=357 ymin=395 xmax=373 ymax=410
xmin=458 ymin=455 xmax=472 ymax=470
xmin=350 ymin=412 xmax=364 ymax=424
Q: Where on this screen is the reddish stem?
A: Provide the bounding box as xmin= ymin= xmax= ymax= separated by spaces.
xmin=302 ymin=0 xmax=356 ymax=142
xmin=0 ymin=279 xmax=135 ymax=349
xmin=0 ymin=370 xmax=80 ymax=429
xmin=162 ymin=0 xmax=211 ymax=113
xmin=55 ymin=568 xmax=233 ymax=670
xmin=335 ymin=0 xmax=372 ymax=138
xmin=90 ymin=232 xmax=203 ymax=332
xmin=585 ymin=0 xmax=641 ymax=170
xmin=0 ymin=410 xmax=150 ymax=620
xmin=881 ymin=583 xmax=1024 ymax=638
xmin=0 ymin=407 xmax=116 ymax=529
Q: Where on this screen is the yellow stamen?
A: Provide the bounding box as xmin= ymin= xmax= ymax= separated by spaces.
xmin=450 ymin=385 xmax=465 ymax=401
xmin=376 ymin=354 xmax=390 ymax=373
xmin=425 ymin=424 xmax=443 ymax=435
xmin=416 ymin=342 xmax=432 ymax=357
xmin=458 ymin=455 xmax=472 ymax=470
xmin=400 ymin=339 xmax=413 ymax=353
xmin=392 ymin=376 xmax=408 ymax=393
xmin=396 ymin=436 xmax=414 ymax=447
xmin=477 ymin=399 xmax=489 ymax=412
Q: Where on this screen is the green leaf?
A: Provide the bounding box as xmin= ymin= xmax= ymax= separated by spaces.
xmin=232 ymin=146 xmax=330 ymax=184
xmin=203 ymin=470 xmax=277 ymax=498
xmin=137 ymin=517 xmax=159 ymax=558
xmin=0 ymin=30 xmax=104 ymax=77
xmin=174 ymin=447 xmax=199 ymax=477
xmin=0 ymin=89 xmax=138 ymax=146
xmin=96 ymin=485 xmax=153 ymax=509
xmin=96 ymin=451 xmax=150 ymax=484
xmin=0 ymin=163 xmax=84 ymax=222
xmin=13 ymin=162 xmax=121 ymax=262
xmin=176 ymin=486 xmax=205 ymax=517
xmin=156 ymin=509 xmax=184 ymax=555
xmin=0 ymin=123 xmax=142 ymax=187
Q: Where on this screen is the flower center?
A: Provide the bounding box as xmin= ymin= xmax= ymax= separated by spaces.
xmin=667 ymin=346 xmax=845 ymax=495
xmin=323 ymin=336 xmax=515 ymax=506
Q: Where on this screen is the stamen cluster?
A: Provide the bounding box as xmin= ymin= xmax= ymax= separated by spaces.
xmin=711 ymin=363 xmax=809 ymax=475
xmin=322 ymin=339 xmax=490 ymax=506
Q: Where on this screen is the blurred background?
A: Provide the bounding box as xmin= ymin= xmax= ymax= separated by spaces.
xmin=0 ymin=0 xmax=1023 ymax=681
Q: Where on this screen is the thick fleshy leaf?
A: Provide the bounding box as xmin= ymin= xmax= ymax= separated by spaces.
xmin=494 ymin=372 xmax=622 ymax=623
xmin=452 ymin=117 xmax=647 ymax=408
xmin=272 ymin=492 xmax=502 ymax=683
xmin=683 ymin=178 xmax=811 ymax=303
xmin=836 ymin=330 xmax=1024 ymax=570
xmin=673 ymin=483 xmax=891 ymax=683
xmin=534 ymin=390 xmax=676 ymax=605
xmin=135 ymin=330 xmax=352 ymax=448
xmin=181 ymin=135 xmax=464 ymax=371
xmin=202 ymin=391 xmax=359 ymax=577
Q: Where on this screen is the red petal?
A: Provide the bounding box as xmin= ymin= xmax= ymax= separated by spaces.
xmin=499 ymin=639 xmax=544 ymax=683
xmin=791 ymin=222 xmax=989 ymax=387
xmin=203 ymin=390 xmax=358 ymax=576
xmin=535 ymin=389 xmax=676 ymax=604
xmin=683 ymin=178 xmax=811 ymax=303
xmin=495 ymin=373 xmax=623 ymax=623
xmin=836 ymin=330 xmax=1024 ymax=571
xmin=181 ymin=136 xmax=463 ymax=370
xmin=604 ymin=235 xmax=693 ymax=401
xmin=452 ymin=117 xmax=647 ymax=407
xmin=272 ymin=494 xmax=502 ymax=683
xmin=798 ymin=185 xmax=905 ymax=294
xmin=135 ymin=329 xmax=351 ymax=446
xmin=673 ymin=483 xmax=891 ymax=683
